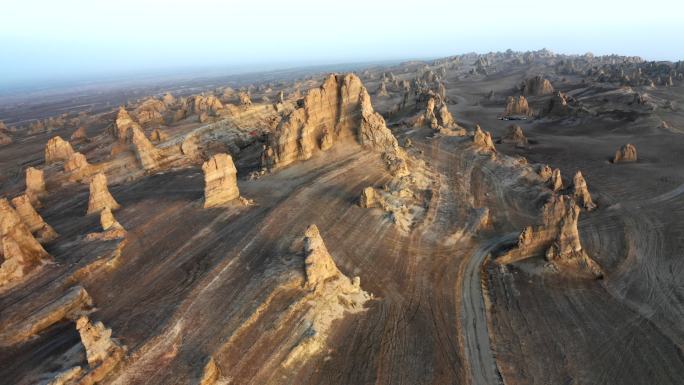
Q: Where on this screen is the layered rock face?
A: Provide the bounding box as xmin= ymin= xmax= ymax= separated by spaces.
xmin=0 ymin=199 xmax=51 ymax=286
xmin=131 ymin=126 xmax=160 ymax=170
xmin=10 ymin=195 xmax=58 ymax=243
xmin=87 ymin=173 xmax=120 ymax=215
xmin=496 ymin=195 xmax=603 ymax=278
xmin=25 ymin=167 xmax=46 ymax=205
xmin=504 ymin=96 xmax=532 ymax=116
xmin=202 ymin=153 xmax=240 ymax=208
xmin=45 ymin=136 xmax=75 ymax=164
xmin=572 ymin=171 xmax=596 ymax=210
xmin=522 ymin=75 xmax=554 ymax=96
xmin=268 ymin=74 xmax=403 ymax=169
xmin=501 ymin=124 xmax=528 ymax=147
xmin=613 ymin=143 xmax=637 ymax=163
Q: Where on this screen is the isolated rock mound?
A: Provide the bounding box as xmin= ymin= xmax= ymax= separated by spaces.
xmin=501 ymin=124 xmax=528 ymax=147
xmin=45 ymin=136 xmax=74 ymax=164
xmin=10 ymin=195 xmax=58 ymax=243
xmin=522 ymin=75 xmax=554 ymax=96
xmin=0 ymin=199 xmax=51 ymax=286
xmin=504 ymin=95 xmax=532 ymax=117
xmin=202 ymin=153 xmax=240 ymax=208
xmin=613 ymin=143 xmax=637 ymax=163
xmin=70 ymin=126 xmax=87 ymax=141
xmin=87 ymin=173 xmax=120 ymax=215
xmin=0 ymin=131 xmax=11 ymax=146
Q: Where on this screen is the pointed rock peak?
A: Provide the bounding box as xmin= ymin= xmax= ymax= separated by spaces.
xmin=202 ymin=153 xmax=240 ymax=208
xmin=45 ymin=136 xmax=75 ymax=164
xmin=87 ymin=173 xmax=120 ymax=215
xmin=113 ymin=106 xmax=138 ymax=142
xmin=473 ymin=125 xmax=496 ymax=152
xmin=303 ymin=224 xmax=343 ymax=290
xmin=572 ymin=171 xmax=596 ymax=210
xmin=550 ymin=168 xmax=563 ymax=191
xmin=538 ymin=164 xmax=553 ymax=181
xmin=76 ymin=315 xmax=124 ymax=368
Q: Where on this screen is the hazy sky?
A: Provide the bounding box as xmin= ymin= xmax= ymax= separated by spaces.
xmin=1 ymin=0 xmax=682 ymax=86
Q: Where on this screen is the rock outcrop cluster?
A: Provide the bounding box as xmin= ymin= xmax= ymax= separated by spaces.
xmin=504 ymin=95 xmax=532 ymax=117
xmin=202 ymin=153 xmax=240 ymax=208
xmin=496 ymin=195 xmax=603 ymax=278
xmin=87 ymin=173 xmax=120 ymax=215
xmin=45 ymin=136 xmax=75 ymax=164
xmin=0 ymin=199 xmax=51 ymax=286
xmin=613 ymin=143 xmax=637 ymax=163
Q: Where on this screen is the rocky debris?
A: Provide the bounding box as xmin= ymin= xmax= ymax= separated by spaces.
xmin=149 ymin=128 xmax=168 ymax=142
xmin=613 ymin=143 xmax=637 ymax=163
xmin=550 ymin=168 xmax=563 ymax=191
xmin=0 ymin=199 xmax=51 ymax=286
xmin=0 ymin=285 xmax=92 ymax=347
xmin=113 ymin=107 xmax=138 ymax=142
xmin=522 ymin=75 xmax=554 ymax=96
xmin=134 ymin=98 xmax=166 ymax=125
xmin=87 ymin=173 xmax=120 ymax=215
xmin=70 ymin=126 xmax=87 ymax=141
xmin=202 ymin=153 xmax=240 ymax=208
xmin=131 ymin=126 xmax=160 ymax=170
xmin=10 ymin=194 xmax=58 ymax=244
xmin=45 ymin=136 xmax=75 ymax=164
xmin=504 ymin=95 xmax=532 ymax=117
xmin=473 ymin=125 xmax=496 ymax=152
xmin=572 ymin=171 xmax=596 ymax=210
xmin=188 ymin=95 xmax=223 ymax=116
xmin=496 ymin=195 xmax=603 ymax=278
xmin=25 ymin=167 xmax=47 ymax=206
xmin=239 ymin=92 xmax=252 ymax=107
xmin=501 ymin=124 xmax=528 ymax=147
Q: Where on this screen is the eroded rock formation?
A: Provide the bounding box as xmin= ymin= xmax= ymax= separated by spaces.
xmin=572 ymin=171 xmax=596 ymax=210
xmin=0 ymin=199 xmax=51 ymax=286
xmin=64 ymin=152 xmax=92 ymax=181
xmin=70 ymin=126 xmax=87 ymax=141
xmin=149 ymin=128 xmax=168 ymax=142
xmin=131 ymin=126 xmax=160 ymax=170
xmin=10 ymin=194 xmax=58 ymax=243
xmin=45 ymin=136 xmax=75 ymax=164
xmin=113 ymin=107 xmax=138 ymax=142
xmin=504 ymin=95 xmax=532 ymax=116
xmin=522 ymin=75 xmax=554 ymax=96
xmin=134 ymin=98 xmax=166 ymax=125
xmin=613 ymin=143 xmax=637 ymax=163
xmin=473 ymin=125 xmax=496 ymax=152
xmin=25 ymin=167 xmax=46 ymax=206
xmin=501 ymin=124 xmax=528 ymax=147
xmin=87 ymin=173 xmax=120 ymax=215
xmin=239 ymin=92 xmax=252 ymax=107
xmin=496 ymin=195 xmax=603 ymax=278
xmin=202 ymin=153 xmax=240 ymax=208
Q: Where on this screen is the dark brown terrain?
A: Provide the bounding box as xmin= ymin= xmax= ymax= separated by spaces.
xmin=0 ymin=50 xmax=683 ymax=385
